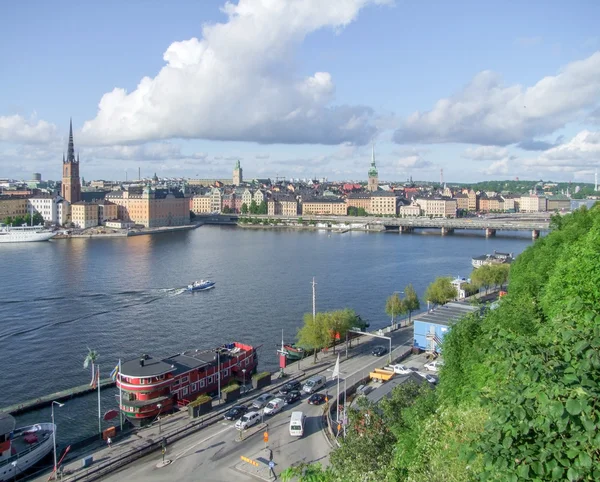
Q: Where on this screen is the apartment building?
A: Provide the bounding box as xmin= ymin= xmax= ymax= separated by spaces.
xmin=190 ymin=194 xmax=211 ymax=214
xmin=370 ymin=192 xmax=398 ymax=215
xmin=267 ymin=195 xmax=299 ymax=216
xmin=302 ymin=198 xmax=347 ymax=216
xmin=416 ymin=198 xmax=457 ymax=218
xmin=71 ymin=202 xmax=99 ymax=229
xmin=519 ymin=195 xmax=547 ymax=213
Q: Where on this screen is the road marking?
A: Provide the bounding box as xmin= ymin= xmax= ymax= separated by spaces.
xmin=174 ymin=425 xmax=233 ymax=460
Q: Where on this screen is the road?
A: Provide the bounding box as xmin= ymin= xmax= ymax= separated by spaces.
xmin=98 ymin=328 xmax=414 ymax=481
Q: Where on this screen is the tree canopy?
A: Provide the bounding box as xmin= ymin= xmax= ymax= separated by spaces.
xmin=424 ymin=276 xmax=456 ymax=306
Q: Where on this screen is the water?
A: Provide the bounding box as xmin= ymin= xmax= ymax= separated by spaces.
xmin=0 ymin=226 xmax=533 ymax=445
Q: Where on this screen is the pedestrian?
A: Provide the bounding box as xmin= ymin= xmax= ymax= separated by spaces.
xmin=107 ymin=436 xmax=112 ymax=448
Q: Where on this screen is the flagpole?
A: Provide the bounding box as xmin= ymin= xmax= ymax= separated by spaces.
xmin=97 ymin=365 xmax=101 ymax=435
xmin=336 ymin=372 xmax=340 ymax=424
xmin=118 ymin=359 xmax=123 ymax=431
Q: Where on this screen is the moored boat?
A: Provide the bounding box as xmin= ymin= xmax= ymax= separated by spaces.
xmin=187 ymin=280 xmax=215 ymax=291
xmin=0 ymin=224 xmax=56 ymax=243
xmin=116 ymin=342 xmax=258 ymax=426
xmin=282 ymin=344 xmax=306 ymax=361
xmin=0 ymin=413 xmax=55 ymax=482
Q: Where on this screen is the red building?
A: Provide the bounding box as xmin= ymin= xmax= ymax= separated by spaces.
xmin=117 ymin=342 xmax=257 ymax=426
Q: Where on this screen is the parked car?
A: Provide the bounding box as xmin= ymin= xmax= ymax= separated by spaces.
xmin=252 ymin=393 xmax=274 ymax=410
xmin=278 ymin=380 xmax=301 ymax=396
xmin=264 ymin=398 xmax=285 ymax=416
xmin=223 ymin=405 xmax=248 ymax=421
xmin=235 ymin=411 xmax=261 ymax=430
xmin=424 ymin=360 xmax=444 ymax=372
xmin=284 ymin=390 xmax=302 ymax=405
xmin=424 ymin=374 xmax=438 ymax=385
xmin=356 ymin=384 xmax=375 ymax=396
xmin=308 ymin=393 xmax=327 ymax=405
xmin=389 ymin=364 xmax=411 ymax=375
xmin=371 ymin=345 xmax=387 ymax=357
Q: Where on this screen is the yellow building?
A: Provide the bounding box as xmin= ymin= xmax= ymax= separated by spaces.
xmin=267 ymin=196 xmax=299 ymax=216
xmin=416 ymin=198 xmax=457 ymax=218
xmin=370 ymin=193 xmax=397 ymax=215
xmin=190 ymin=195 xmax=212 ymax=214
xmin=302 ymin=199 xmax=347 ymax=216
xmin=99 ymin=202 xmax=118 ymax=224
xmin=346 ymin=193 xmax=371 ymax=212
xmin=71 ymin=202 xmax=99 ymax=229
xmin=105 ymin=187 xmax=189 ymax=227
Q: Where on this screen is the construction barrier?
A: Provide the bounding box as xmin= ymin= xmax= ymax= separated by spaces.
xmin=240 ymin=456 xmax=259 ymax=467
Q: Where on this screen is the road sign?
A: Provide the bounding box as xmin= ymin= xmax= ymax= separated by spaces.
xmin=269 ymin=461 xmax=275 ymax=469
xmin=263 ymin=431 xmax=269 ymax=443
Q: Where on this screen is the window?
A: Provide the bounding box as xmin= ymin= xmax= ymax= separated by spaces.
xmin=199 ymin=379 xmax=205 ymax=388
xmin=183 ymin=387 xmax=188 ymax=396
xmin=208 ymin=375 xmax=213 ymax=384
xmin=181 ymin=376 xmax=189 ymax=384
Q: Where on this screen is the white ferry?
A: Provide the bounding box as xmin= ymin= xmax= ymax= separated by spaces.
xmin=0 ymin=224 xmax=56 ymax=243
xmin=0 ymin=413 xmax=55 ymax=482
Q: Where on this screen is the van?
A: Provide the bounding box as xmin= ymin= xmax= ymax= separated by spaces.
xmin=264 ymin=398 xmax=284 ymax=416
xmin=289 ymin=411 xmax=305 ymax=437
xmin=235 ymin=411 xmax=260 ymax=430
xmin=302 ymin=375 xmax=326 ymax=394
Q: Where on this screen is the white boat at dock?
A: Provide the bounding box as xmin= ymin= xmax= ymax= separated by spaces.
xmin=0 ymin=224 xmax=56 ymax=243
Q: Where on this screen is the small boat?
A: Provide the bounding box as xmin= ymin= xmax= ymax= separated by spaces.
xmin=187 ymin=280 xmax=216 ymax=291
xmin=0 ymin=413 xmax=55 ymax=482
xmin=282 ymin=344 xmax=306 ymax=361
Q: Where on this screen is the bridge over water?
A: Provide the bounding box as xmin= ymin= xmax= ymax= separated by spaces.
xmin=196 ymin=214 xmax=551 ymax=238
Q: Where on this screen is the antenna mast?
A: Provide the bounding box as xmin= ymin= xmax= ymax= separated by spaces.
xmin=440 ymin=168 xmax=444 ymax=186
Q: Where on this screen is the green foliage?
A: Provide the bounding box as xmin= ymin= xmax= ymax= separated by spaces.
xmin=347 ymin=206 xmax=358 ymax=216
xmin=357 ymin=207 xmax=367 ymax=216
xmin=221 ymin=205 xmax=232 ymax=214
xmin=297 ymin=310 xmax=359 ymax=361
xmin=403 ymin=284 xmax=420 ymax=323
xmin=221 ymin=382 xmax=240 ymax=394
xmin=470 ymin=264 xmax=509 ymax=294
xmin=251 ymin=371 xmax=271 ymax=382
xmin=425 ymin=277 xmax=456 ymax=306
xmin=188 ymin=394 xmax=212 ymax=407
xmin=4 ymin=213 xmax=44 ymax=226
xmin=385 ymin=293 xmax=405 ymax=325
xmin=323 ymin=309 xmax=358 ymax=354
xmin=241 ymin=203 xmax=248 ymax=214
xmin=258 ymin=200 xmax=268 ymax=214
xmin=249 ymin=200 xmax=259 ymax=214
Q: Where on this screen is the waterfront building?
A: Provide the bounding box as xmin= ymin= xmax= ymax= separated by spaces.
xmin=519 ymin=194 xmax=547 ymax=213
xmin=210 ymin=188 xmax=222 ymax=213
xmin=0 ymin=196 xmax=28 ymax=220
xmin=241 ymin=189 xmax=253 ymax=209
xmin=71 ymin=201 xmax=99 ymax=229
xmin=190 ymin=194 xmax=211 ymax=214
xmin=415 ymin=198 xmax=457 ymax=218
xmin=222 ymin=192 xmax=236 ymax=212
xmin=253 ymin=189 xmax=265 ymax=205
xmin=442 ymin=186 xmax=453 ymax=198
xmin=187 ymin=178 xmax=232 ymax=187
xmin=453 ymin=193 xmax=469 ymax=212
xmin=232 ymin=160 xmax=243 ymax=186
xmin=478 ymin=193 xmax=490 ymax=212
xmin=61 ymin=119 xmax=82 ymax=204
xmin=467 ymin=189 xmax=478 ymax=211
xmin=370 ymin=192 xmax=398 ymax=215
xmin=399 ymin=202 xmax=421 ymax=217
xmin=28 ymin=195 xmax=59 ymax=224
xmin=267 ymin=195 xmax=299 ymax=216
xmin=488 ymin=196 xmax=504 ymax=212
xmin=57 ymin=199 xmax=70 ymax=226
xmin=346 ymin=193 xmax=371 ymax=212
xmin=547 ymin=194 xmax=571 ymax=211
xmin=367 ymin=145 xmax=378 ymax=192
xmin=105 ymin=187 xmax=189 ymax=227
xmin=98 ymin=202 xmax=118 ymax=224
xmin=501 ymin=195 xmax=516 ymax=212
xmin=301 ymin=198 xmax=347 ymax=216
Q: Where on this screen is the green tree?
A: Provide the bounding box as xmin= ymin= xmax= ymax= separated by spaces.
xmin=385 ymin=293 xmax=405 ymax=327
xmin=249 ymin=200 xmax=258 ymax=214
xmin=471 ymin=264 xmax=493 ymax=294
xmin=403 ymin=284 xmax=420 ymax=324
xmin=357 ymin=207 xmax=367 ymax=216
xmin=241 ymin=203 xmax=248 ymax=214
xmin=297 ymin=312 xmax=329 ymax=363
xmin=258 ymin=200 xmax=267 ymax=215
xmin=424 ymin=277 xmax=456 ymax=307
xmin=324 ymin=308 xmax=357 ymax=354
xmin=221 ymin=205 xmax=231 ymax=214
xmin=3 ymin=216 xmax=13 ymax=225
xmin=347 ymin=206 xmax=358 ymax=216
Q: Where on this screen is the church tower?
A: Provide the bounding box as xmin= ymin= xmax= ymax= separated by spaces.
xmin=367 ymin=144 xmax=378 ymax=192
xmin=61 ymin=119 xmax=81 ymax=203
xmin=233 ymin=159 xmax=243 ymax=186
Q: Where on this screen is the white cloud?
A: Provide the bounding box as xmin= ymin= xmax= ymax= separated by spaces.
xmin=395 ymin=154 xmax=433 ymax=170
xmin=0 ymin=114 xmax=58 ymax=144
xmin=393 ymin=51 xmax=600 ymax=146
xmin=523 ymin=130 xmax=600 ymax=173
xmin=481 ymin=159 xmax=509 ymax=176
xmin=463 ymin=146 xmax=508 ymax=161
xmin=81 ymin=0 xmax=389 ymax=147
xmin=83 ymin=142 xmax=207 ymax=162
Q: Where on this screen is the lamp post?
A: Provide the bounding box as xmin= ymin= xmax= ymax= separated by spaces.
xmin=51 ymin=401 xmax=64 ymax=480
xmin=242 ymin=369 xmax=246 ymax=394
xmin=157 ymin=403 xmax=162 ymax=435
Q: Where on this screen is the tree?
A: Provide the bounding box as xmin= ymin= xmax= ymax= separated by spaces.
xmin=83 ymin=347 xmax=99 ymax=386
xmin=347 ymin=206 xmax=358 ymax=216
xmin=324 ymin=309 xmax=357 ymax=354
xmin=241 ymin=203 xmax=248 ymax=214
xmin=221 ymin=206 xmax=231 ymax=214
xmin=424 ymin=277 xmax=456 ymax=307
xmin=385 ymin=293 xmax=404 ymax=327
xmin=258 ymin=200 xmax=267 ymax=215
xmin=403 ymin=284 xmax=420 ymax=324
xmin=249 ymin=200 xmax=258 ymax=214
xmin=297 ymin=313 xmax=328 ymax=363
xmin=3 ymin=216 xmax=13 ymax=225
xmin=357 ymin=207 xmax=367 ymax=216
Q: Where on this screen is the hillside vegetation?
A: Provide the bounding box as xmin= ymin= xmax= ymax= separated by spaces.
xmin=284 ymin=205 xmax=600 ymax=482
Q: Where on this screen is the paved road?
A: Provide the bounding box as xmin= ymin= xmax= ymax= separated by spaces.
xmin=95 ymin=328 xmax=415 ymax=481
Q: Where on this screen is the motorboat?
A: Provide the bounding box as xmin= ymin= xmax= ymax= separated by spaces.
xmin=187 ymin=280 xmax=216 ymax=291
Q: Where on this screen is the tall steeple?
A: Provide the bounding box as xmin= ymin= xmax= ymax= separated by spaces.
xmin=67 ymin=118 xmax=76 ymax=163
xmin=367 ymin=142 xmax=379 ymax=192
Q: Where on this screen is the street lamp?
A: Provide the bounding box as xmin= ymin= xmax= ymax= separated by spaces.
xmin=241 ymin=369 xmax=246 ymax=394
xmin=157 ymin=403 xmax=162 ymax=434
xmin=51 ymin=401 xmax=64 ymax=480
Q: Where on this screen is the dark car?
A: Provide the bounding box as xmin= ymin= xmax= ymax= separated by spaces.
xmin=278 ymin=380 xmax=301 ymax=396
xmin=284 ymin=390 xmax=302 ymax=405
xmin=223 ymin=405 xmax=248 ymax=421
xmin=308 ymin=393 xmax=327 ymax=405
xmin=371 ymin=345 xmax=387 ymax=357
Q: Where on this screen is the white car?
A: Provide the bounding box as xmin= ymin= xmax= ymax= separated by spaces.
xmin=424 ymin=360 xmax=444 ymax=372
xmin=263 ymin=398 xmax=284 ymax=416
xmin=389 ymin=364 xmax=411 ymax=375
xmin=235 ymin=411 xmax=261 ymax=430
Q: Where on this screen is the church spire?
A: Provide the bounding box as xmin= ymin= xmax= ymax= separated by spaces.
xmin=62 ymin=152 xmax=65 ymax=164
xmin=368 ymin=143 xmax=378 ymax=177
xmin=67 ymin=118 xmax=76 ymax=163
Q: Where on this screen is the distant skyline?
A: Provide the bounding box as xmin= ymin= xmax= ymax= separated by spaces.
xmin=1 ymin=0 xmax=599 ymax=183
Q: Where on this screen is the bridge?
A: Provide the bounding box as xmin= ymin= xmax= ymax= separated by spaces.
xmin=195 ymin=214 xmax=551 ymax=238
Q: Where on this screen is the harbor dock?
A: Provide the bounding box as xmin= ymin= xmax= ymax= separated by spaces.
xmin=0 ymin=378 xmax=116 ymax=416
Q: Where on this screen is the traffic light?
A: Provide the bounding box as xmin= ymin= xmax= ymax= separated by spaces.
xmin=263 ymin=431 xmax=269 ymax=443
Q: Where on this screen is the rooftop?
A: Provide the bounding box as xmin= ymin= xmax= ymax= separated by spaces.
xmin=414 ymin=301 xmax=480 ymax=327
xmin=364 ymin=372 xmax=426 ymax=405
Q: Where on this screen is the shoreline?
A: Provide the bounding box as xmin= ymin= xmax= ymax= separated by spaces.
xmin=53 ymin=222 xmax=202 ymax=239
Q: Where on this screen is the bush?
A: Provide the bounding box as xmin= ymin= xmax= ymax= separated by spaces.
xmin=188 ymin=394 xmax=212 ymax=408
xmin=252 ymin=371 xmax=271 ymax=382
xmin=221 ymin=383 xmax=240 ymax=394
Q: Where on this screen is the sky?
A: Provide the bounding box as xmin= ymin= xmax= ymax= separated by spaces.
xmin=0 ymin=0 xmax=599 ymax=184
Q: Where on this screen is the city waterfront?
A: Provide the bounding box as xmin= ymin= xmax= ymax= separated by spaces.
xmin=1 ymin=226 xmax=533 ymax=446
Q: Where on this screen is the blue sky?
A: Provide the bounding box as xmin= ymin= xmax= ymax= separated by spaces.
xmin=1 ymin=0 xmax=599 ymax=183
